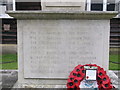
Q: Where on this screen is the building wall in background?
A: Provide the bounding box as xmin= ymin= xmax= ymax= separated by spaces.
xmin=1 ymin=19 xmax=17 ymax=44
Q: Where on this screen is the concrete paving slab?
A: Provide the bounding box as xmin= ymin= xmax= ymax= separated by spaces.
xmin=0 ymin=70 xmax=18 ymax=89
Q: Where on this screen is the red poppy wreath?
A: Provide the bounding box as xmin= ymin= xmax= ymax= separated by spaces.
xmin=67 ymin=64 xmax=115 ymax=90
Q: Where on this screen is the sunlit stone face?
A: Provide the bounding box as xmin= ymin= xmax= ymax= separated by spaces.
xmin=18 ymin=20 xmax=110 ymax=78
xmin=41 ymin=0 xmax=86 ymax=11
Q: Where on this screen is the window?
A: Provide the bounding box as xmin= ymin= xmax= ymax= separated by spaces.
xmin=89 ymin=0 xmax=115 ymax=11
xmin=115 ymin=1 xmax=120 ymax=12
xmin=91 ymin=0 xmax=103 ymax=11
xmin=107 ymin=0 xmax=115 ymax=11
xmin=16 ymin=2 xmax=41 ymax=10
xmin=107 ymin=4 xmax=115 ymax=11
xmin=2 ymin=19 xmax=17 ymax=44
xmin=91 ymin=4 xmax=103 ymax=11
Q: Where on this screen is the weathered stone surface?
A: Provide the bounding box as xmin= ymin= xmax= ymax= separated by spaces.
xmin=41 ymin=0 xmax=85 ymax=11
xmin=6 ymin=11 xmax=118 ymax=20
xmin=12 ymin=71 xmax=119 ymax=88
xmin=7 ymin=11 xmax=117 ymax=86
xmin=20 ymin=20 xmax=110 ymax=79
xmin=0 ymin=70 xmax=119 ymax=89
xmin=1 ymin=70 xmax=18 ymax=88
xmin=13 ymin=82 xmax=66 ymax=88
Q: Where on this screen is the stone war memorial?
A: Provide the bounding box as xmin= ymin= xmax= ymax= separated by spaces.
xmin=7 ymin=0 xmax=118 ymax=88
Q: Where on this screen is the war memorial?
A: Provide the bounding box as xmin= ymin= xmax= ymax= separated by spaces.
xmin=7 ymin=0 xmax=118 ymax=89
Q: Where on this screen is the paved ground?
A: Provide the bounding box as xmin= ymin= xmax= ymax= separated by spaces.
xmin=0 ymin=70 xmax=18 ymax=89
xmin=0 ymin=70 xmax=120 ymax=89
xmin=113 ymin=70 xmax=120 ymax=78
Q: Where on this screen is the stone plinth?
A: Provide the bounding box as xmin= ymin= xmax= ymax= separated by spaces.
xmin=7 ymin=11 xmax=117 ymax=87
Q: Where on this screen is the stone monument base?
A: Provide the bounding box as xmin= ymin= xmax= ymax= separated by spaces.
xmin=13 ymin=82 xmax=66 ymax=88
xmin=12 ymin=71 xmax=118 ymax=89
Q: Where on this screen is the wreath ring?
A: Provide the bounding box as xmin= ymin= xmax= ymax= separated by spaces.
xmin=67 ymin=64 xmax=115 ymax=89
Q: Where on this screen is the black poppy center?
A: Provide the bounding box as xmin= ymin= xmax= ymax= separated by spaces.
xmin=97 ymin=77 xmax=101 ymax=80
xmin=103 ymin=78 xmax=106 ymax=81
xmin=77 ymin=74 xmax=81 ymax=77
xmin=82 ymin=70 xmax=85 ymax=73
xmin=99 ymin=72 xmax=102 ymax=76
xmin=73 ymin=73 xmax=77 ymax=76
xmin=76 ymin=69 xmax=80 ymax=72
xmin=74 ymin=80 xmax=78 ymax=83
xmin=69 ymin=82 xmax=73 ymax=86
xmin=70 ymin=78 xmax=74 ymax=80
xmin=105 ymin=84 xmax=108 ymax=87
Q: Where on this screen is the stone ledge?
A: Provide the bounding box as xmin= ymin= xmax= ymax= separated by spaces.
xmin=13 ymin=82 xmax=66 ymax=88
xmin=12 ymin=71 xmax=119 ymax=88
xmin=6 ymin=11 xmax=118 ymax=20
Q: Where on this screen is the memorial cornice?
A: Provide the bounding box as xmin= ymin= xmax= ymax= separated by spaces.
xmin=6 ymin=11 xmax=118 ymax=20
